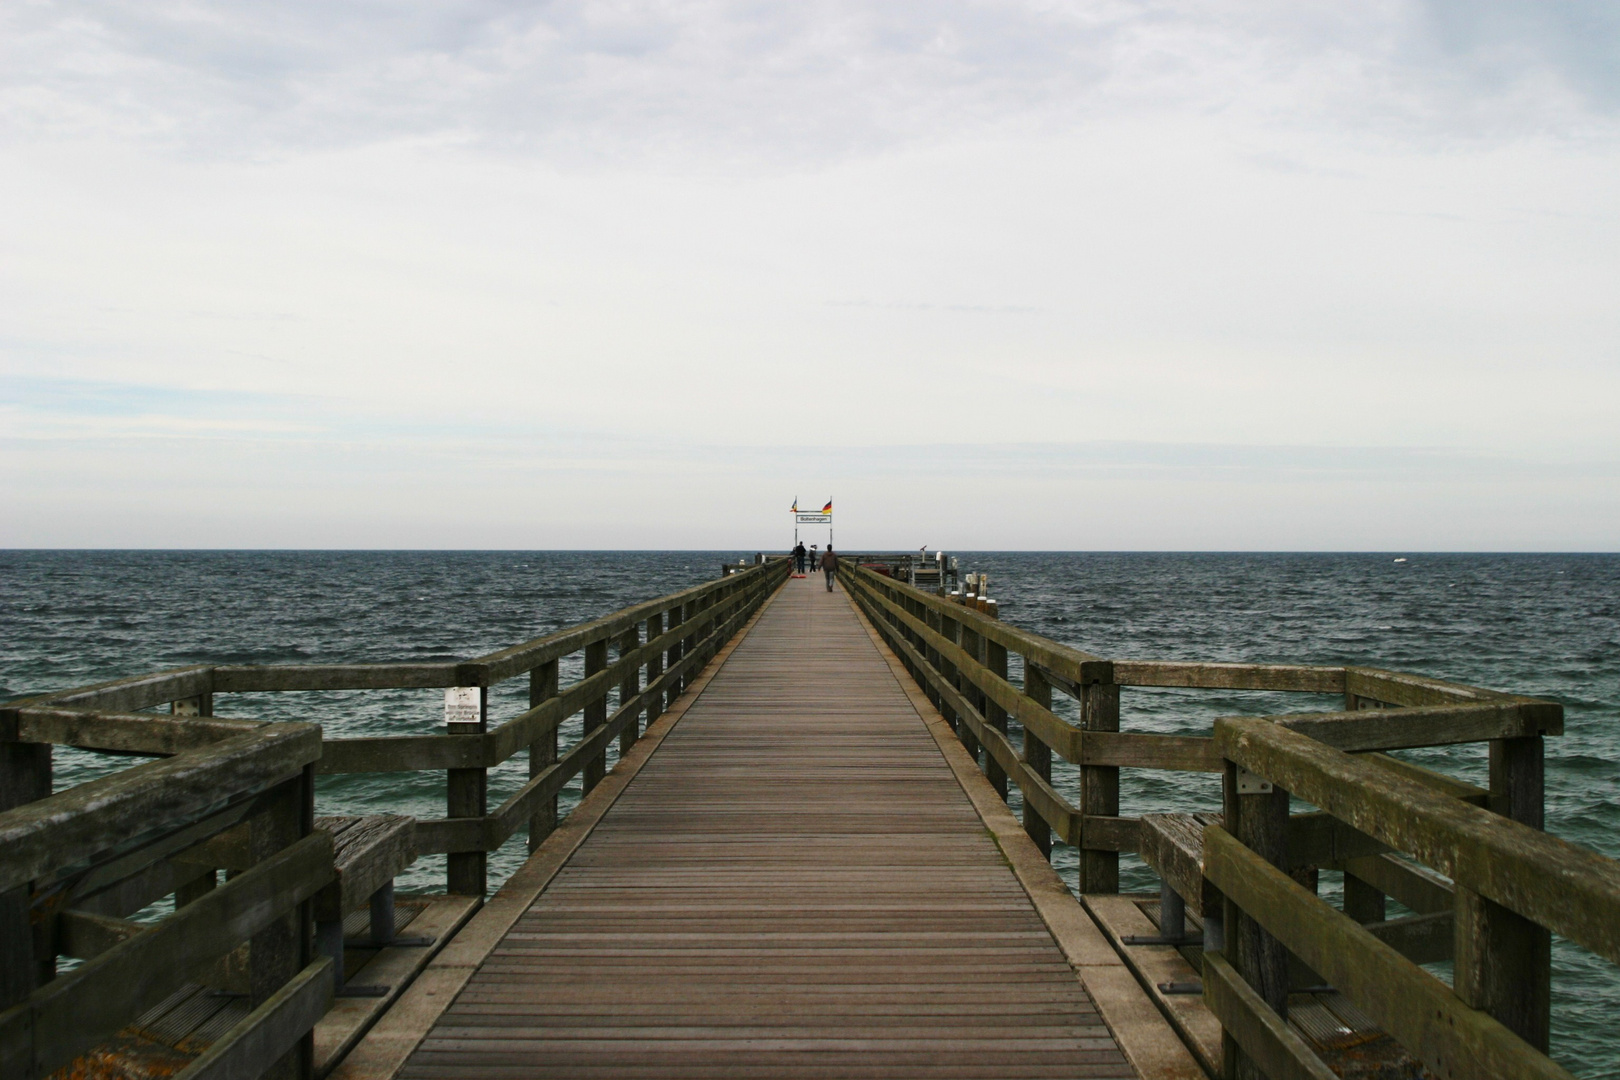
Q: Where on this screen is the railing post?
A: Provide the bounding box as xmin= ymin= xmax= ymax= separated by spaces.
xmin=922 ymin=604 xmax=944 ymax=714
xmin=169 ymin=697 xmax=222 ymax=909
xmin=619 ymin=624 xmax=642 ymax=755
xmin=1220 ymin=761 xmax=1290 ymax=1080
xmin=447 ymin=686 xmax=488 ymax=896
xmin=645 ymin=613 xmax=665 ymax=726
xmin=176 ymin=867 xmax=218 ymax=909
xmin=528 ymin=659 xmax=560 ymax=853
xmin=249 ymin=766 xmax=316 ymax=1080
xmin=939 ymin=611 xmax=968 ymax=750
xmin=1340 ymin=691 xmax=1386 ymax=923
xmin=681 ymin=597 xmax=702 ymax=677
xmin=1078 ymin=673 xmax=1120 ymax=894
xmin=1454 ymin=734 xmax=1551 ymax=1050
xmin=904 ymin=594 xmax=925 ymax=686
xmin=1022 ymin=664 xmax=1053 ymax=858
xmin=666 ymin=603 xmax=685 ymax=708
xmin=982 ymin=632 xmax=1009 ymax=800
xmin=956 ymin=616 xmax=985 ymax=770
xmin=695 ymin=590 xmax=717 ymax=664
xmin=584 ymin=638 xmax=609 ymax=794
xmin=0 ymin=716 xmax=52 ymax=1005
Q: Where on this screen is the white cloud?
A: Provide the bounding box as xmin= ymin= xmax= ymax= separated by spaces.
xmin=2 ymin=3 xmax=1618 ymax=547
xmin=4 ymin=2 xmax=1617 ymax=162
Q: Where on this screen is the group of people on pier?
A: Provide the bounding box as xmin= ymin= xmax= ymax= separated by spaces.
xmin=792 ymin=541 xmax=838 ymax=590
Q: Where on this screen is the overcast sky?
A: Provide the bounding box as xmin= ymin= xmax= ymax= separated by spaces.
xmin=3 ymin=1 xmax=1618 ymax=549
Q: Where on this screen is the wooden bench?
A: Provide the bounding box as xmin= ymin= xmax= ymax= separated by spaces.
xmin=1131 ymin=810 xmax=1464 ymax=1075
xmin=313 ymin=815 xmax=420 ymax=995
xmin=1137 ymin=812 xmax=1224 ymax=946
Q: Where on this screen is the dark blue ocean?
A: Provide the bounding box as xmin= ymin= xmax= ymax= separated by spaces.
xmin=3 ymin=551 xmax=1617 ymax=1074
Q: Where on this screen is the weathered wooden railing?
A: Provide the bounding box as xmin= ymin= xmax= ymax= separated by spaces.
xmin=840 ymin=561 xmax=1611 ymax=1079
xmin=0 ymin=714 xmax=331 ymax=1080
xmin=1204 ymin=709 xmax=1613 ymax=1080
xmin=0 ymin=557 xmax=788 ymax=1080
xmin=844 ymin=560 xmax=1139 ymax=887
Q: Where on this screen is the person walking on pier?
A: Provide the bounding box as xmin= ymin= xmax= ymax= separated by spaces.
xmin=808 ymin=545 xmax=817 ymax=577
xmin=821 ymin=546 xmax=838 ymax=591
xmin=793 ymin=541 xmax=807 ymax=574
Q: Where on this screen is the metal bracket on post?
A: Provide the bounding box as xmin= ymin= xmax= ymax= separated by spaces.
xmin=1236 ymin=767 xmax=1273 ymax=795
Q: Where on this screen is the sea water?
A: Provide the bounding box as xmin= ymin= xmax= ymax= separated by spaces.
xmin=3 ymin=550 xmax=1617 ymax=1074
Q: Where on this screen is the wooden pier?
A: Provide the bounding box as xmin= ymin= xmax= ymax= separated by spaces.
xmin=383 ymin=575 xmax=1150 ymax=1079
xmin=3 ymin=555 xmax=1618 ymax=1080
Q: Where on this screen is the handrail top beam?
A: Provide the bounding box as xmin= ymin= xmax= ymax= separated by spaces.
xmin=844 ymin=563 xmax=1110 ymax=683
xmin=0 ymin=721 xmax=321 ymax=894
xmin=1213 ymin=716 xmax=1620 ymax=966
xmin=475 ymin=561 xmax=777 ymax=682
xmin=14 ymin=563 xmax=783 ymax=705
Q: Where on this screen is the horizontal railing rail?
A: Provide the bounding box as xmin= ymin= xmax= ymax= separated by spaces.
xmin=842 ymin=563 xmax=1538 ymax=862
xmin=0 ymin=722 xmax=319 ymax=894
xmin=12 ymin=558 xmax=789 ymax=893
xmin=0 ymin=713 xmax=328 ymax=1080
xmin=1204 ymin=711 xmax=1605 ymax=1079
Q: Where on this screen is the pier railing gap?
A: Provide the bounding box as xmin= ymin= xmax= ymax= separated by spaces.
xmin=840 ymin=560 xmax=1613 ymax=1080
xmin=0 ymin=558 xmax=788 ymax=1080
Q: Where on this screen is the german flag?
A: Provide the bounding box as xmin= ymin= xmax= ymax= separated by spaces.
xmin=820 ymin=500 xmax=833 ymax=515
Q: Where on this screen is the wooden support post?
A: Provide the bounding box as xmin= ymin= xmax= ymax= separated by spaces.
xmin=447 ymin=687 xmax=488 ymax=897
xmin=1343 ymin=875 xmax=1386 ymax=924
xmin=666 ymin=603 xmax=685 ymax=708
xmin=1 ymin=734 xmax=53 ymax=809
xmin=529 ymin=659 xmax=560 ymax=854
xmin=886 ymin=592 xmax=914 ymax=683
xmin=1454 ymin=735 xmax=1550 ymax=1051
xmin=1078 ymin=675 xmax=1120 ymax=894
xmin=903 ymin=597 xmax=924 ymax=687
xmin=583 ymin=638 xmax=609 ymax=794
xmin=957 ymin=619 xmax=984 ymax=770
xmin=1489 ymin=735 xmax=1545 ymax=827
xmin=645 ymin=613 xmax=665 ymax=725
xmin=176 ymin=870 xmax=219 ymax=908
xmin=1341 ymin=688 xmax=1387 ymax=924
xmin=619 ymin=625 xmax=642 ymax=755
xmin=0 ymin=723 xmax=51 ymax=1006
xmin=685 ymin=595 xmax=705 ymax=672
xmin=922 ymin=605 xmax=944 ymax=713
xmin=939 ymin=613 xmax=967 ymax=749
xmin=1022 ymin=665 xmax=1053 ymax=858
xmin=248 ymin=767 xmax=315 ymax=1080
xmin=983 ymin=637 xmax=1009 ymax=800
xmin=1221 ymin=761 xmax=1291 ymax=1080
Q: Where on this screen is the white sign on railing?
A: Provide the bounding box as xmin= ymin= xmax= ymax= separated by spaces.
xmin=445 ymin=686 xmax=481 ymax=725
xmin=796 ymin=514 xmax=831 ymax=524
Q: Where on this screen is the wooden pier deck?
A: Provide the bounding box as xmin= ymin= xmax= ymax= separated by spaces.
xmin=393 ymin=576 xmax=1138 ymax=1080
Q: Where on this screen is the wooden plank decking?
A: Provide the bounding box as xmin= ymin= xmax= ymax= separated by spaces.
xmin=398 ymin=576 xmax=1135 ymax=1079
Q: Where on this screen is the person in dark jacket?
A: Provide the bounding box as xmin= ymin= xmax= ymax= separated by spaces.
xmin=821 ymin=546 xmax=838 ymax=591
xmin=793 ymin=542 xmax=807 ymax=574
